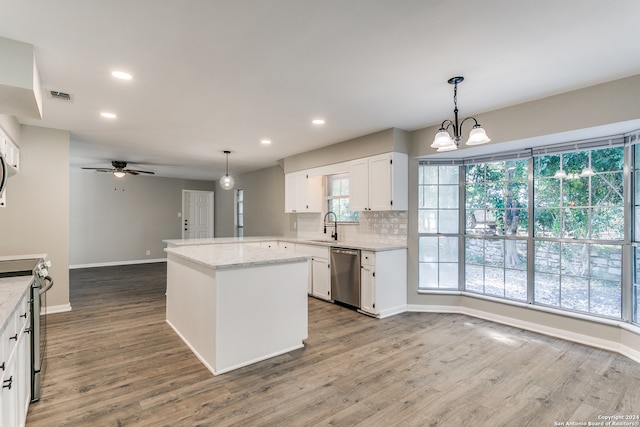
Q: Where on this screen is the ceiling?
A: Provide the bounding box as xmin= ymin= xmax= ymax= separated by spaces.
xmin=1 ymin=1 xmax=640 ymax=180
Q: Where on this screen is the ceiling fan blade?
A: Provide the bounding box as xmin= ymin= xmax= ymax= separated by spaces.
xmin=125 ymin=170 xmax=140 ymax=175
xmin=126 ymin=169 xmax=155 ymax=175
xmin=82 ymin=167 xmax=114 ymax=172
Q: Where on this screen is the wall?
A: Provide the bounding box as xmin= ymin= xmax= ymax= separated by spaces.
xmin=284 ymin=128 xmax=410 ymax=173
xmin=214 ymin=165 xmax=288 ymax=237
xmin=70 ymin=170 xmax=214 ymax=266
xmin=0 ymin=124 xmax=70 ymax=311
xmin=407 ymin=74 xmax=640 ymax=361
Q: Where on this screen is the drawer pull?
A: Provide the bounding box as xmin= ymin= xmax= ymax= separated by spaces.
xmin=20 ymin=312 xmax=27 ymax=318
xmin=9 ymin=334 xmax=17 ymax=341
xmin=2 ymin=376 xmax=12 ymax=390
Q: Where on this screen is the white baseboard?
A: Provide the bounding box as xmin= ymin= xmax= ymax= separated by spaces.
xmin=42 ymin=303 xmax=71 ymax=315
xmin=69 ymin=258 xmax=167 ymax=269
xmin=407 ymin=303 xmax=640 ymax=365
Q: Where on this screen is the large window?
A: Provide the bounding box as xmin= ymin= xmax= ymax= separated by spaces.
xmin=418 ymin=165 xmax=459 ymax=289
xmin=326 ymin=173 xmax=359 ymax=222
xmin=418 ymin=140 xmax=634 ymax=323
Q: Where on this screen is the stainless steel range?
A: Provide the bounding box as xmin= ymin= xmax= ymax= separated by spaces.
xmin=0 ymin=257 xmax=53 ymax=402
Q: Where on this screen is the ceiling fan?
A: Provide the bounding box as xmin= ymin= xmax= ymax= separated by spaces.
xmin=82 ymin=161 xmax=155 ymax=177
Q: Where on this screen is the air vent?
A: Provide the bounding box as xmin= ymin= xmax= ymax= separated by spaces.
xmin=49 ymin=90 xmax=73 ymax=102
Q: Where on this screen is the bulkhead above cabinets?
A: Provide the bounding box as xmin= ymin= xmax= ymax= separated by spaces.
xmin=283 ymin=151 xmax=408 ymax=213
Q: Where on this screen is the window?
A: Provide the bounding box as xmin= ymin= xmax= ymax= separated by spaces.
xmin=418 ymin=141 xmax=633 ymax=323
xmin=464 ymin=160 xmax=528 ymax=300
xmin=325 ymin=173 xmax=359 ymax=222
xmin=418 ymin=165 xmax=459 ymax=289
xmin=236 ymin=189 xmax=244 ymax=237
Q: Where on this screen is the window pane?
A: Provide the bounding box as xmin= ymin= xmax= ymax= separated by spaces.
xmin=591 ymin=207 xmax=623 ymax=240
xmin=534 ymin=208 xmax=560 ymax=237
xmin=439 ymin=186 xmax=458 ymax=209
xmin=505 ymin=239 xmax=527 ymax=270
xmin=561 ymin=276 xmax=589 ymax=312
xmin=505 ymin=269 xmax=527 ymax=301
xmin=440 ymin=165 xmax=459 ymax=184
xmin=439 ymin=209 xmax=458 ymax=233
xmin=465 ymin=264 xmax=484 ymax=293
xmin=439 ymin=236 xmax=458 ymax=262
xmin=485 ymin=239 xmax=503 ymax=267
xmin=439 ymin=263 xmax=458 ymax=288
xmin=590 ymin=280 xmax=621 ymax=318
xmin=465 ymin=238 xmax=483 ymax=264
xmin=419 ymin=236 xmax=438 ymax=262
xmin=561 ymin=243 xmax=588 ymax=277
xmin=485 ymin=267 xmax=505 ymax=297
xmin=420 ymin=185 xmax=438 ymax=208
xmin=535 ymin=272 xmax=560 ymax=306
xmin=419 ymin=263 xmax=438 ymax=288
xmin=535 ymin=178 xmax=560 ymax=207
xmin=590 ymin=245 xmax=622 ymax=282
xmin=535 ymin=241 xmax=560 ymax=274
xmin=418 ymin=210 xmax=437 ymax=233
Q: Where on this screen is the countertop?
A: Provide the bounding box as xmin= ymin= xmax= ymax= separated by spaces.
xmin=165 ymin=243 xmax=310 ymax=270
xmin=163 ymin=236 xmax=407 ymax=252
xmin=0 ymin=276 xmax=32 ymax=332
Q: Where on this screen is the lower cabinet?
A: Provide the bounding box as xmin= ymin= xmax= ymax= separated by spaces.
xmin=359 ymin=249 xmax=407 ymax=318
xmin=1 ymin=290 xmax=31 ymax=427
xmin=295 ymin=243 xmax=331 ymax=301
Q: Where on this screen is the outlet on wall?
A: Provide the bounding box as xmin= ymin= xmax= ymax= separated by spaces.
xmin=146 ymin=250 xmax=151 ymax=256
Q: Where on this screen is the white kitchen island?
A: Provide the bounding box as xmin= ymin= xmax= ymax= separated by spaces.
xmin=164 ymin=244 xmax=310 ymax=375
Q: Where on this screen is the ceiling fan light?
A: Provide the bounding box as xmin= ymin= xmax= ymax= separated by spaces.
xmin=220 ymin=174 xmax=235 ymax=190
xmin=113 ymin=170 xmax=126 ymax=178
xmin=466 ymin=126 xmax=491 ymax=146
xmin=431 ymin=130 xmax=454 ymax=148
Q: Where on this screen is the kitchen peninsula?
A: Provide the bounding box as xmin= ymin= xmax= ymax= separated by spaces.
xmin=164 ymin=243 xmax=310 ymax=375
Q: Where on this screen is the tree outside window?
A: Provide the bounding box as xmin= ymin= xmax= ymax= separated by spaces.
xmin=326 ymin=173 xmax=359 ymax=222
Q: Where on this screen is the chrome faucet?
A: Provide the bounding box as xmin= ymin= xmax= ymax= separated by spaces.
xmin=323 ymin=211 xmax=338 ymax=241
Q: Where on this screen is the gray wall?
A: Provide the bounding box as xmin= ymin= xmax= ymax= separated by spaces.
xmin=0 ymin=124 xmax=70 ymax=309
xmin=70 ymin=170 xmax=215 ymax=266
xmin=214 ymin=165 xmax=289 ymax=237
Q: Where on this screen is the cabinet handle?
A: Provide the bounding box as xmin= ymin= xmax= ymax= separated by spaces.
xmin=0 ymin=362 xmax=5 ymax=371
xmin=20 ymin=312 xmax=27 ymax=318
xmin=9 ymin=334 xmax=17 ymax=341
xmin=2 ymin=376 xmax=12 ymax=390
xmin=25 ymin=328 xmax=31 ymax=334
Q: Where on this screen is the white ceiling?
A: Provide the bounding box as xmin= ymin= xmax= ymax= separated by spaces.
xmin=1 ymin=0 xmax=640 ymax=180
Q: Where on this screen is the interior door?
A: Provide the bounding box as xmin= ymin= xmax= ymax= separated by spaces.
xmin=182 ymin=190 xmax=214 ymax=238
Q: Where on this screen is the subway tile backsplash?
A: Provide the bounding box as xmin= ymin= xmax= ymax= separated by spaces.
xmin=296 ymin=211 xmax=407 ymax=244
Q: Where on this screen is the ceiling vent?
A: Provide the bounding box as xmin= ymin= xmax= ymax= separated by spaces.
xmin=48 ymin=90 xmax=73 ymax=102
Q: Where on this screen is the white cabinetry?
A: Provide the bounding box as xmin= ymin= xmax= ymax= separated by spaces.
xmin=284 ymin=172 xmax=323 ymax=213
xmin=295 ymin=244 xmax=331 ymax=300
xmin=278 ymin=241 xmax=296 ymax=252
xmin=359 ymin=249 xmax=407 ymax=318
xmin=349 ymin=152 xmax=408 ymax=211
xmin=1 ymin=289 xmax=31 ymax=427
xmin=0 ymin=132 xmax=20 ymax=173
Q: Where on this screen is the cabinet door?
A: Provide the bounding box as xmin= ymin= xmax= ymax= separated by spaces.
xmin=1 ymin=350 xmax=18 ymax=427
xmin=349 ymin=159 xmax=369 ymax=211
xmin=304 ymin=175 xmax=323 ymax=212
xmin=284 ymin=173 xmax=297 ymax=213
xmin=368 ymin=154 xmax=392 ymax=211
xmin=360 ymin=264 xmax=376 ymax=314
xmin=311 ymin=257 xmax=331 ymax=300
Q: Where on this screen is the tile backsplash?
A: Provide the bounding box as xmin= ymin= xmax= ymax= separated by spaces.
xmin=296 ymin=211 xmax=407 ymax=244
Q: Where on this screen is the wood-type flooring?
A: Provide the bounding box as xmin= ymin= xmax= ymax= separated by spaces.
xmin=26 ymin=263 xmax=640 ymax=426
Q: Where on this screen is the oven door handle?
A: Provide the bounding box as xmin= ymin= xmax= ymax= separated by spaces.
xmin=39 ymin=276 xmax=54 ymax=295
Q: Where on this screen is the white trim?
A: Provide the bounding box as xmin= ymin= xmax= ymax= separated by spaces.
xmin=69 ymin=258 xmax=167 ymax=269
xmin=408 ymin=303 xmax=640 ymax=364
xmin=42 ymin=303 xmax=71 ymax=314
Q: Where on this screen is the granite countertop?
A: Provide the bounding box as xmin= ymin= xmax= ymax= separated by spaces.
xmin=0 ymin=276 xmax=32 ymax=332
xmin=164 ymin=243 xmax=310 ymax=270
xmin=163 ymin=236 xmax=406 ymax=252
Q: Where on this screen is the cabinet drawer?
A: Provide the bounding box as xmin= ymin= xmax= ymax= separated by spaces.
xmin=296 ymin=244 xmax=329 ymax=259
xmin=361 ymin=251 xmax=375 ymax=266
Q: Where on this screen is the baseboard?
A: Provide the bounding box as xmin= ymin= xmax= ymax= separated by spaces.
xmin=42 ymin=303 xmax=71 ymax=315
xmin=69 ymin=258 xmax=167 ymax=269
xmin=378 ymin=304 xmax=408 ymax=319
xmin=407 ymin=304 xmax=640 ymax=365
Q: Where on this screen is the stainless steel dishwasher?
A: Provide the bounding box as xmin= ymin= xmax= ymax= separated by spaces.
xmin=330 ymin=247 xmax=361 ymax=308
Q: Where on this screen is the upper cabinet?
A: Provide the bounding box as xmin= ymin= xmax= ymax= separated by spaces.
xmin=0 ymin=131 xmax=19 ymax=174
xmin=349 ymin=152 xmax=408 ymax=211
xmin=284 ymin=172 xmax=323 ymax=213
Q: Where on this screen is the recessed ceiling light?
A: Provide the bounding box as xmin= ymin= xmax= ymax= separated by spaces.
xmin=100 ymin=112 xmax=117 ymax=119
xmin=111 ymin=71 xmax=132 ymax=80
xmin=261 ymin=139 xmax=272 ymax=145
xmin=312 ymin=119 xmax=325 ymax=125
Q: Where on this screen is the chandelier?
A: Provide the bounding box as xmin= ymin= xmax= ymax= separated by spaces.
xmin=431 ymin=76 xmax=491 ymax=152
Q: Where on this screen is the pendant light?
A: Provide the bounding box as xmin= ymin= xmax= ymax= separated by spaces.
xmin=220 ymin=150 xmax=235 ymax=190
xmin=431 ymin=76 xmax=491 ymax=152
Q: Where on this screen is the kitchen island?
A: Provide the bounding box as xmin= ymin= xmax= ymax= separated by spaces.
xmin=164 ymin=243 xmax=310 ymax=375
